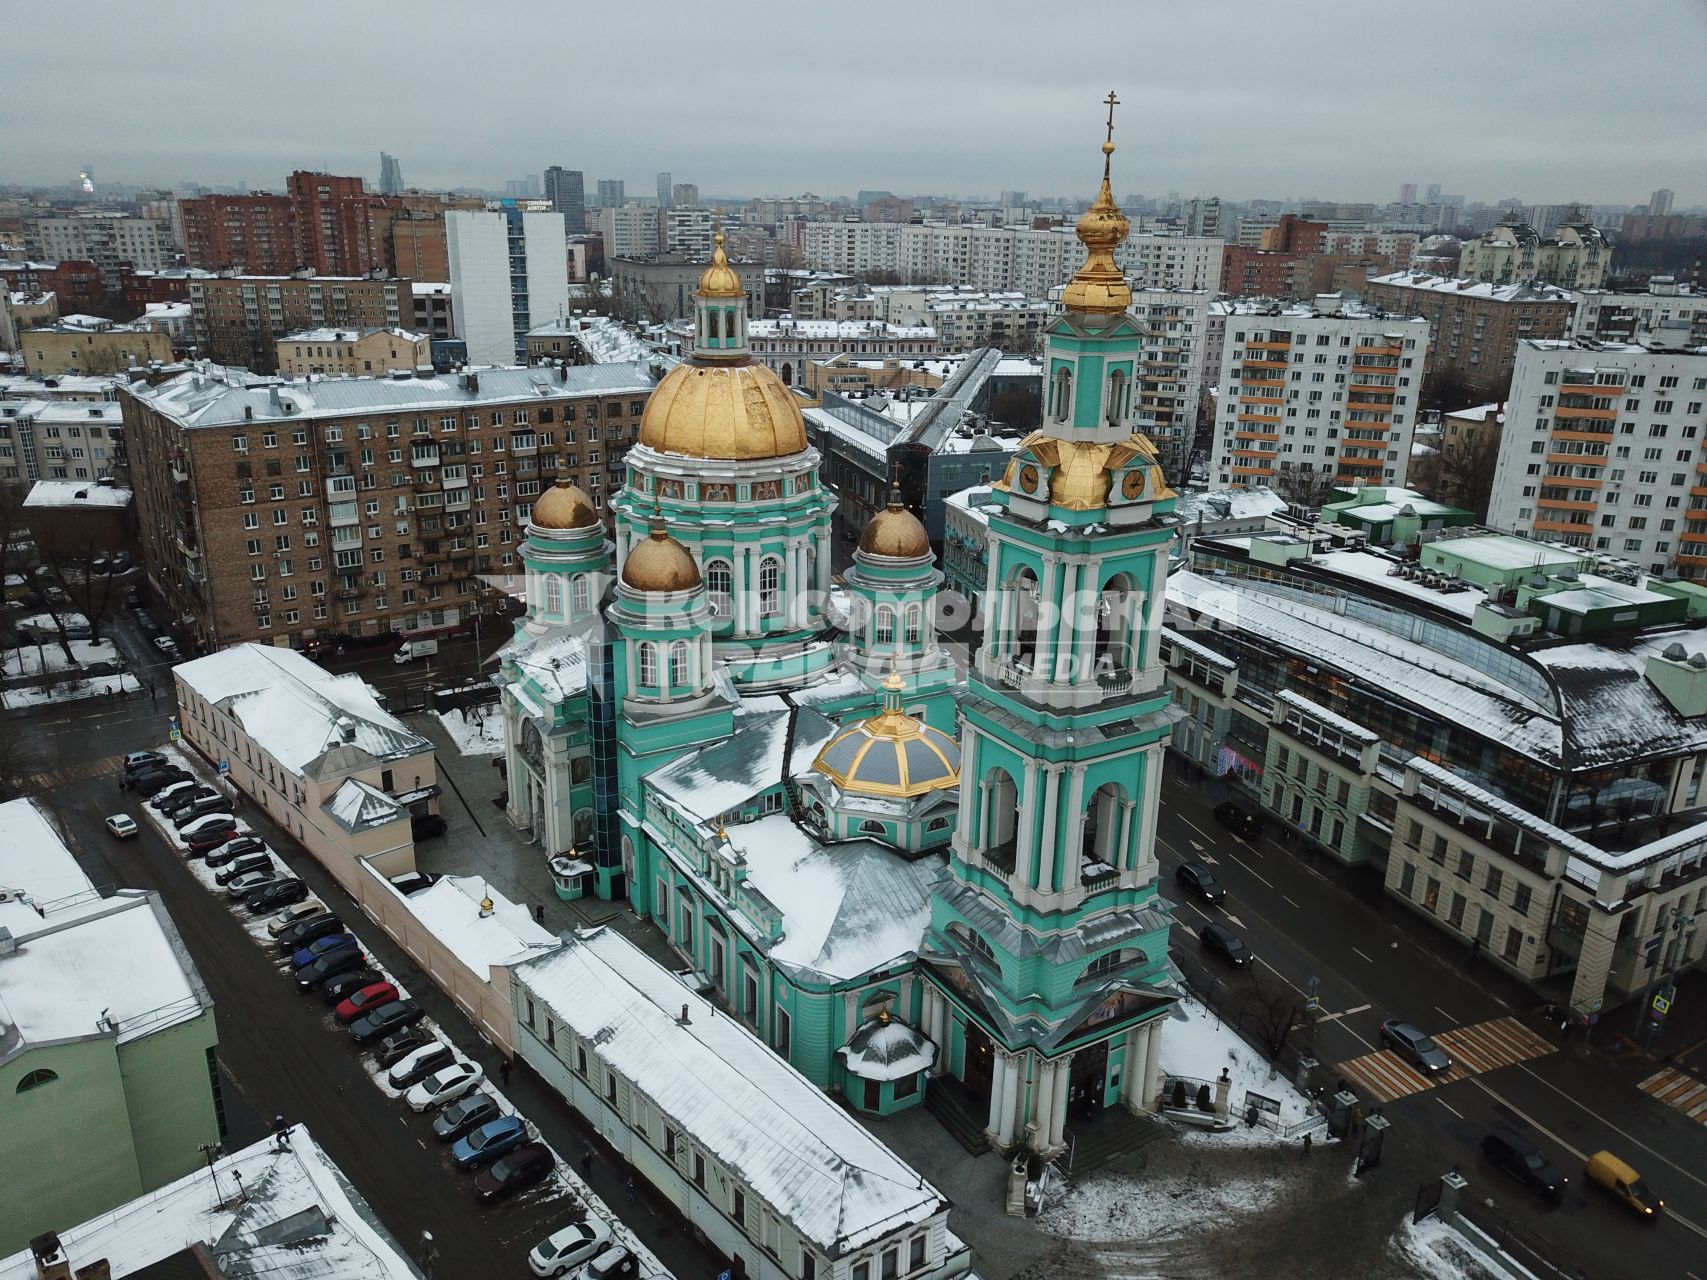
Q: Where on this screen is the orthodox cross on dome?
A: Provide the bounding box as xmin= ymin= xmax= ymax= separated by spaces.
xmin=1103 ymin=90 xmax=1119 ymax=144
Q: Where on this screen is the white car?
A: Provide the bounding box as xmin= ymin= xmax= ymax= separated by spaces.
xmin=180 ymin=812 xmax=243 ymax=840
xmin=153 ymin=636 xmax=182 ymax=659
xmin=103 ymin=813 xmax=139 ymax=839
xmin=404 ymin=1060 xmax=484 ymax=1112
xmin=265 ymin=899 xmax=327 ymax=937
xmin=528 ymin=1217 xmax=613 ymax=1277
xmin=572 ymin=1247 xmax=641 ymax=1280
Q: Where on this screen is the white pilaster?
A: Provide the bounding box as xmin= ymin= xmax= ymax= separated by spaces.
xmin=1049 ymin=1053 xmax=1072 ymax=1147
xmin=1032 ymin=1059 xmax=1057 ymax=1148
xmin=1140 ymin=1019 xmax=1164 ymax=1112
xmin=1034 ymin=555 xmax=1058 ymax=676
xmin=1037 ymin=765 xmax=1060 ymax=892
xmin=1063 ymin=765 xmax=1087 ymax=889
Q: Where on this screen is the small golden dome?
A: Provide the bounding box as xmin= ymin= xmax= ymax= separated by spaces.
xmin=697 ymin=230 xmax=745 ymax=300
xmin=811 ymin=693 xmax=961 ymax=800
xmin=1061 ymin=113 xmax=1133 ymax=315
xmin=858 ymin=499 xmax=930 ymax=558
xmin=639 ymin=360 xmax=808 ymax=460
xmin=531 ymin=478 xmax=598 ymax=530
xmin=621 ymin=517 xmax=702 ymax=593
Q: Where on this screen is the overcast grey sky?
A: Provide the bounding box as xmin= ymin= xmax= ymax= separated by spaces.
xmin=9 ymin=0 xmax=1704 ymax=206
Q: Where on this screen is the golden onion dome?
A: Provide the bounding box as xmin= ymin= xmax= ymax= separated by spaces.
xmin=530 ymin=477 xmax=599 ymax=530
xmin=639 ymin=359 xmax=808 ymax=460
xmin=697 ymin=230 xmax=745 ymax=300
xmin=858 ymin=499 xmax=930 ymax=558
xmin=1060 ymin=124 xmax=1133 ymax=315
xmin=621 ymin=517 xmax=702 ymax=593
xmin=811 ymin=672 xmax=960 ymax=799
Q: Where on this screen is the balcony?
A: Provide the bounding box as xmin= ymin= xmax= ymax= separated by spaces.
xmin=1546 ymin=452 xmax=1606 ymax=468
xmin=1555 ymin=404 xmax=1616 ymax=420
xmin=1355 ymin=344 xmax=1401 ymax=357
xmin=410 ymin=475 xmax=439 ymax=492
xmin=1533 ymin=517 xmax=1593 ymax=534
xmin=1234 ymin=430 xmax=1279 ymax=443
xmin=336 ymin=587 xmax=364 ymax=601
xmin=251 ymin=600 xmax=270 ymax=614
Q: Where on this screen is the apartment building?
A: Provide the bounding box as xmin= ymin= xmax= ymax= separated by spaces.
xmin=446 ymin=208 xmax=569 ymax=366
xmin=663 ymin=206 xmax=714 ymax=258
xmin=1209 ymin=298 xmax=1428 ymax=490
xmin=1486 ymin=339 xmax=1707 ymax=578
xmin=0 ymin=398 xmax=124 ymax=482
xmin=0 ymin=260 xmax=106 ymax=316
xmin=747 ymin=319 xmax=939 ymax=386
xmin=921 ymin=294 xmax=1051 ymax=351
xmin=188 ymin=273 xmax=410 ymax=373
xmin=1459 ymin=214 xmax=1608 ymax=290
xmin=0 ymin=290 xmax=58 ymax=351
xmin=412 ymin=281 xmax=454 ymax=339
xmin=23 ymin=216 xmax=173 ymax=287
xmin=22 ymin=315 xmax=173 ymax=375
xmin=120 ymin=361 xmax=657 ymax=652
xmin=275 ymin=326 xmax=430 ymax=376
xmin=598 ymin=205 xmax=663 ymax=259
xmin=1571 ymin=278 xmax=1707 ymax=345
xmin=1361 ymin=272 xmax=1573 ymax=393
xmin=180 ymin=171 xmax=384 ymax=276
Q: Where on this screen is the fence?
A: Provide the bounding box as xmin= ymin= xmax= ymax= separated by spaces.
xmin=1455 ymin=1192 xmax=1581 ymax=1280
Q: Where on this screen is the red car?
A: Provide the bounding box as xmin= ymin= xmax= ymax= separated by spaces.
xmin=186 ymin=823 xmax=244 ymax=855
xmin=335 ymin=981 xmax=400 ymax=1024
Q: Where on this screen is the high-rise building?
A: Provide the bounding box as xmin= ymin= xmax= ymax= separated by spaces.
xmin=671 ymin=182 xmax=699 ymax=208
xmin=1183 ymin=196 xmax=1222 ymax=238
xmin=656 ymin=172 xmax=672 ymax=208
xmin=545 ymin=166 xmax=587 ymax=234
xmin=379 ymin=151 xmax=403 ymax=195
xmin=187 ymin=273 xmax=408 ymax=371
xmin=1400 ymin=183 xmax=1418 ymax=204
xmin=596 ymin=179 xmax=625 ymax=208
xmin=1650 ymin=188 xmax=1676 ymax=217
xmin=597 ymin=205 xmax=663 ymax=259
xmin=23 ymin=216 xmax=173 ymax=288
xmin=179 ymin=171 xmax=383 ymax=276
xmin=1425 ymin=183 xmax=1442 ymax=204
xmin=1362 ymin=271 xmax=1574 ymax=393
xmin=446 ymin=207 xmax=570 ymax=365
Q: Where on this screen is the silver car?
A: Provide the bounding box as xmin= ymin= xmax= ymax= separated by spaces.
xmin=1380 ymin=1019 xmax=1452 ymax=1073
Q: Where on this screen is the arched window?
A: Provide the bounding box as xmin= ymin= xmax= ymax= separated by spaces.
xmin=669 ymin=639 xmax=691 ymax=688
xmin=15 ymin=1069 xmax=58 ymax=1094
xmin=904 ymin=604 xmax=923 ymax=645
xmin=725 ymin=307 xmax=740 ymax=342
xmin=1051 ymin=366 xmax=1073 ymax=423
xmin=947 ymin=921 xmax=997 ymax=966
xmin=637 ymin=641 xmax=658 ymax=687
xmin=758 ymin=556 xmax=781 ymax=617
xmin=1106 ymin=369 xmax=1128 ymax=426
xmin=705 ymin=308 xmax=721 ymax=342
xmin=706 ymin=559 xmax=733 ymax=616
xmin=875 ymin=605 xmax=896 ymax=645
xmin=543 ymin=576 xmax=563 ymax=616
xmin=570 ymin=574 xmax=590 ymax=614
xmin=926 ymin=815 xmax=951 ymax=832
xmin=858 ymin=819 xmax=887 ymax=836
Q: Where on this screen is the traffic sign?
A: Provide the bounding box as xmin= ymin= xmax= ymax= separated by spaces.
xmin=168 ymin=729 xmax=181 ymax=742
xmin=1653 ymin=994 xmax=1672 ymax=1016
xmin=218 ymin=759 xmax=230 ymax=776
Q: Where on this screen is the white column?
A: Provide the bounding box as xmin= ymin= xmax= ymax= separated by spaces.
xmin=934 ymin=998 xmax=951 ymax=1071
xmin=1063 ymin=766 xmax=1087 ymax=887
xmin=986 ymin=1051 xmax=1012 ymax=1138
xmin=1032 ymin=1059 xmax=1057 ymax=1148
xmin=1140 ymin=1020 xmax=1164 ymax=1113
xmin=786 ymin=539 xmax=802 ymax=627
xmin=816 ymin=532 xmax=831 ymax=598
xmin=625 ymin=644 xmax=637 ymax=697
xmin=997 ymin=1053 xmax=1022 ymax=1147
xmin=1033 ymin=556 xmax=1058 ymax=676
xmin=1134 ymin=749 xmax=1163 ymax=876
xmin=1116 ymin=799 xmax=1135 ymax=872
xmin=1018 ymin=763 xmax=1037 ymax=875
xmin=1037 ymin=766 xmax=1060 ymax=892
xmin=1049 ymin=1053 xmax=1072 ymax=1147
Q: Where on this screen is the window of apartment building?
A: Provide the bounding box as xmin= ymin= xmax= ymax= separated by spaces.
xmin=246 ymin=538 xmax=261 ymax=555
xmin=733 ymin=1186 xmax=746 ymax=1227
xmin=1424 ymin=876 xmax=1441 ymax=912
xmin=323 ymin=426 xmax=342 ymax=442
xmin=1398 ymin=862 xmax=1416 ymax=898
xmin=1456 ymin=849 xmax=1474 ymax=881
xmin=692 ymin=1151 xmax=707 ymax=1189
xmin=1484 ymin=865 xmax=1503 ymax=900
xmin=262 ymin=432 xmax=277 ymax=448
xmin=1512 ymin=882 xmax=1533 ymax=917
xmin=1447 ymin=893 xmax=1466 ymax=929
xmin=1428 ymin=834 xmax=1447 ymax=865
xmin=1502 ymin=925 xmax=1523 ymax=964
xmin=852 ymin=1264 xmax=871 ymax=1280
xmin=243 ymin=513 xmax=259 ymax=530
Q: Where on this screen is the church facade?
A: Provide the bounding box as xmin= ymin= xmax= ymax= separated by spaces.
xmin=496 ymin=122 xmax=1181 ymax=1156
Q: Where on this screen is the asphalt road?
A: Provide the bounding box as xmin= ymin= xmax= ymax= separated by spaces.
xmin=1153 ymin=762 xmax=1707 ymax=1280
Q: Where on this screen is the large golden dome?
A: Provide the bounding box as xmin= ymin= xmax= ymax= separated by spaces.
xmin=858 ymin=499 xmax=930 ymax=558
xmin=697 ymin=230 xmax=744 ymax=300
xmin=621 ymin=517 xmax=702 ymax=593
xmin=531 ymin=477 xmax=598 ymax=530
xmin=639 ymin=360 xmax=808 ymax=461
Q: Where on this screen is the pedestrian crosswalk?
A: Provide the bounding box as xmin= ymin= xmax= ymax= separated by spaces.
xmin=1336 ymin=1016 xmax=1555 ymax=1104
xmin=1638 ymin=1067 xmax=1707 ymax=1124
xmin=19 ymin=753 xmax=127 ymax=791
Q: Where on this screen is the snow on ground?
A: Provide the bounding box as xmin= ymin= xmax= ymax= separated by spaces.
xmin=1389 ymin=1215 xmax=1508 ymax=1280
xmin=1 ymin=637 xmax=121 ymax=676
xmin=1040 ymin=1166 xmax=1282 ymax=1244
xmin=2 ymin=671 xmax=138 ymax=708
xmin=434 ymin=706 xmax=505 ymax=755
xmin=1157 ymin=995 xmax=1317 ymax=1144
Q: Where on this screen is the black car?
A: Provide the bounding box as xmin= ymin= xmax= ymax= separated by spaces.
xmin=173 ymin=796 xmax=236 ymax=829
xmin=294 ymin=948 xmax=368 ymax=991
xmin=1175 ymin=861 xmax=1227 ymax=904
xmin=213 ymin=853 xmax=274 ymax=886
xmin=276 ymin=913 xmax=345 ymax=952
xmin=474 ymin=1142 xmax=555 ymax=1202
xmin=389 ymin=871 xmax=440 ymax=897
xmin=1482 ymin=1128 xmax=1567 ymax=1199
xmin=125 ymin=588 xmax=143 ymax=610
xmin=1213 ymin=800 xmax=1264 ymax=841
xmin=205 ymin=837 xmax=267 ymax=867
xmin=134 ymin=612 xmax=162 ymax=638
xmin=386 ymin=1043 xmax=455 ymax=1088
xmin=156 ymin=785 xmax=216 ymax=815
xmin=373 ymin=1027 xmax=434 ymax=1068
xmin=411 ymin=814 xmax=448 ymax=841
xmin=127 ymin=768 xmax=190 ymax=796
xmin=1200 ymin=922 xmax=1253 ymax=966
xmin=432 ymin=1092 xmax=501 ymax=1143
xmin=245 ymin=879 xmax=309 ymax=913
xmin=321 ymin=968 xmax=386 ymax=1006
xmin=350 ymin=998 xmax=426 ymax=1045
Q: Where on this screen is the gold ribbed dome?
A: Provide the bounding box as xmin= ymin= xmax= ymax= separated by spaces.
xmin=698 ymin=230 xmax=745 ymax=300
xmin=531 ymin=478 xmax=598 ymax=530
xmin=622 ymin=517 xmax=702 ymax=593
xmin=639 ymin=360 xmax=808 ymax=460
xmin=1060 ymin=98 xmax=1133 ymax=315
xmin=859 ymin=499 xmax=930 ymax=558
xmin=812 ymin=674 xmax=960 ymax=799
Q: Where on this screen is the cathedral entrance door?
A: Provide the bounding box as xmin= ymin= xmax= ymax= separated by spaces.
xmin=963 ymin=1021 xmax=995 ymax=1106
xmin=1068 ymin=1041 xmax=1109 ymax=1119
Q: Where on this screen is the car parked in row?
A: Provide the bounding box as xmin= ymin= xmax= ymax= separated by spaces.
xmin=334 ymin=981 xmax=400 ymax=1024
xmin=571 ymin=1247 xmax=641 ymax=1280
xmin=150 ymin=782 xmax=208 ymax=812
xmin=406 ymin=1060 xmax=484 ymax=1112
xmin=351 ymin=998 xmax=428 ymax=1045
xmin=214 ymin=853 xmax=274 ymax=887
xmin=290 ymin=933 xmax=359 ymax=969
xmin=275 ymin=913 xmax=344 ymax=952
xmin=188 ymin=823 xmax=247 ymax=856
xmin=434 ymin=1093 xmax=502 ymax=1144
xmin=124 ymin=750 xmax=165 ymax=772
xmin=321 ymin=968 xmax=386 ymax=1007
xmin=475 ymin=1141 xmax=555 ymax=1202
xmin=245 ymin=879 xmax=309 ymax=914
xmin=128 ymin=768 xmax=190 ymax=797
xmin=294 ymin=948 xmax=369 ymax=992
xmin=451 ymin=1115 xmax=528 ymax=1170
xmin=527 ymin=1217 xmax=613 ymax=1278
xmin=373 ymin=1028 xmax=434 ymax=1069
xmin=387 ymin=1042 xmax=456 ymax=1090
xmin=267 ymin=901 xmax=330 ymax=939
xmin=173 ymin=796 xmax=235 ymax=829
xmin=1379 ymin=1019 xmax=1452 ymax=1074
xmin=204 ymin=836 xmax=267 ymax=867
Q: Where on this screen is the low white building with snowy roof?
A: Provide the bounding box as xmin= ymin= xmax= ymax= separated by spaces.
xmin=172 ymin=643 xmax=438 ymax=893
xmin=512 ymin=925 xmax=970 ymax=1280
xmin=1165 ymin=528 xmax=1707 ymax=1012
xmin=0 ymin=798 xmax=223 ymax=1256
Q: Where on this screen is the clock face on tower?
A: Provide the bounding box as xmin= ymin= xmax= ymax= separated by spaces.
xmin=1121 ymin=469 xmax=1147 ymax=501
xmin=1018 ymin=464 xmax=1040 ymax=495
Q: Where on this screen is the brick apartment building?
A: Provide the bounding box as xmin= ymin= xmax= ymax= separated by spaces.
xmin=118 ymin=266 xmax=216 ymax=315
xmin=0 ymin=260 xmax=108 ymax=315
xmin=1219 ymin=215 xmax=1327 ymax=298
xmin=182 ymin=172 xmax=385 ymax=276
xmin=187 ymin=274 xmax=411 ymax=372
xmin=121 ymin=362 xmax=658 ymax=652
xmin=1360 ymin=271 xmax=1573 ymax=394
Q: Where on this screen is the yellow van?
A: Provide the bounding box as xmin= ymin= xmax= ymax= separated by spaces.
xmin=1584 ymin=1151 xmax=1663 ymax=1218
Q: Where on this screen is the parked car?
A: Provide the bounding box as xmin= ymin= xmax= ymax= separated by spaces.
xmin=474 ymin=1141 xmax=554 ymax=1201
xmin=151 ymin=782 xmax=210 ymax=812
xmin=1481 ymin=1129 xmax=1568 ymax=1199
xmin=1584 ymin=1150 xmax=1663 ymax=1218
xmin=89 ymin=555 xmax=110 ymax=575
xmin=450 ymin=1115 xmax=528 ymax=1169
xmin=1212 ymin=801 xmax=1264 ymax=841
xmin=294 ymin=948 xmax=368 ymax=992
xmin=334 ymin=981 xmax=400 ymax=1024
xmin=351 ymin=998 xmax=428 ymax=1045
xmin=265 ymin=899 xmax=328 ymax=938
xmin=1174 ymin=861 xmax=1226 ymax=904
xmin=1379 ymin=1019 xmax=1452 ymax=1074
xmin=321 ymin=968 xmax=386 ymax=1006
xmin=214 ymin=853 xmax=274 ymax=887
xmin=387 ymin=1042 xmax=457 ymax=1090
xmin=245 ymin=879 xmax=309 ymax=913
xmin=1200 ymin=922 xmax=1252 ymax=967
xmin=134 ymin=612 xmax=162 ymax=638
xmin=527 ymin=1217 xmax=614 ymax=1277
xmin=373 ymin=1028 xmax=434 ymax=1069
xmin=124 ymin=588 xmax=143 ymax=610
xmin=153 ymin=636 xmax=182 ymax=661
xmin=104 ymin=813 xmax=139 ymax=839
xmin=406 ymin=1060 xmax=484 ymax=1112
xmin=433 ymin=1093 xmax=502 ymax=1144
xmin=129 ymin=768 xmax=190 ymax=796
xmin=302 ymin=637 xmax=345 ymax=660
xmin=275 ymin=912 xmax=345 ymax=951
xmin=187 ymin=823 xmax=246 ymax=856
xmin=205 ymin=836 xmax=267 ymax=867
xmin=224 ymin=871 xmax=280 ymax=899
xmin=173 ymin=796 xmax=236 ymax=829
xmin=109 ymin=551 xmax=132 ymax=572
xmin=410 ymin=814 xmax=448 ymax=841
xmin=290 ymin=933 xmax=359 ymax=969
xmin=389 ymin=871 xmax=440 ymax=896
xmin=568 ymin=1246 xmax=639 ymax=1280
xmin=123 ymin=751 xmax=165 ymax=772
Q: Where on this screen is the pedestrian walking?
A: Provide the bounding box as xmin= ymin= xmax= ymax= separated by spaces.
xmin=624 ymin=1176 xmax=636 ymax=1204
xmin=105 ymin=685 xmax=114 ymax=699
xmin=1469 ymin=937 xmax=1482 ymax=967
xmin=534 ymin=903 xmax=546 ymax=926
xmin=272 ymin=1114 xmax=291 ymax=1149
xmin=1302 ymin=1132 xmax=1312 ymax=1157
xmin=580 ymin=1147 xmax=594 ymax=1177
xmin=498 ymin=1057 xmax=511 ymax=1087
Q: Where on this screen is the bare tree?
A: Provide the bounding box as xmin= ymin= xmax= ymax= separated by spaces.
xmin=1435 ymin=429 xmax=1503 ymax=520
xmin=46 ymin=543 xmax=121 ymax=645
xmin=1270 ymin=466 xmax=1343 ymax=510
xmin=1239 ymin=969 xmax=1307 ymax=1061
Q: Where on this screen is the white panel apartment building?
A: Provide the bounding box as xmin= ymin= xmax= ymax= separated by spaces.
xmin=446 ymin=210 xmax=569 ymax=367
xmin=24 ymin=216 xmax=174 ymax=286
xmin=1487 ymin=339 xmax=1707 ymax=578
xmin=598 ymin=205 xmax=664 ymax=259
xmin=1210 ymin=299 xmax=1428 ymax=490
xmin=1570 ymin=279 xmax=1707 ymax=345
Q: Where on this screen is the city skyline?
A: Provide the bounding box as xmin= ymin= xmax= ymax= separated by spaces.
xmin=7 ymin=0 xmax=1703 ymax=206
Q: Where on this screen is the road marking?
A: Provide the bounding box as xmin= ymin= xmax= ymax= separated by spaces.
xmin=1222 ymin=912 xmax=1245 ymax=928
xmin=1341 ymin=1003 xmax=1372 ymax=1017
xmin=1435 ymin=1005 xmax=1455 ymax=1023
xmin=1282 ymin=894 xmax=1300 ymax=909
xmin=1189 ymin=839 xmax=1205 ymax=852
xmin=1638 ymin=1066 xmax=1707 ymax=1124
xmin=1222 ymin=853 xmax=1273 ymax=888
xmin=1183 ymin=819 xmax=1211 ymax=843
xmin=1437 ymin=1099 xmax=1464 ymax=1119
xmin=1336 ymin=1017 xmax=1554 ymax=1104
xmin=1177 ymin=922 xmax=1199 ymax=938
xmin=1352 ymin=947 xmax=1374 ymax=963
